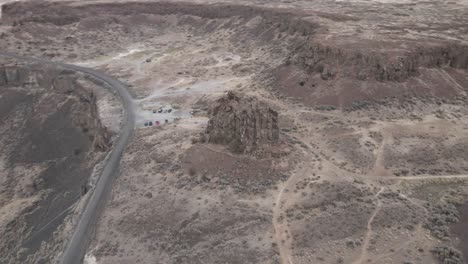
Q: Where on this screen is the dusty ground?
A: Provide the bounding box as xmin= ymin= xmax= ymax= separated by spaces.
xmin=0 ymin=1 xmax=467 ymax=264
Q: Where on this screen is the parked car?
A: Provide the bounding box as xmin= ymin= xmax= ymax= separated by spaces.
xmin=144 ymin=122 xmax=149 ymax=127
xmin=149 ymin=121 xmax=153 ymax=126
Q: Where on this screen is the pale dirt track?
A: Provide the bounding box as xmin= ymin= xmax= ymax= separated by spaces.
xmin=273 ymin=164 xmax=311 ymax=264
xmin=351 ymin=187 xmax=385 ymax=264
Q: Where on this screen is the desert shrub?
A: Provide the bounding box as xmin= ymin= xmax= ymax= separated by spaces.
xmin=431 ymin=245 xmax=464 ymax=264
xmin=315 ymin=105 xmax=336 ymax=111
xmin=188 ymin=167 xmax=196 ymax=176
xmin=199 ymin=133 xmax=207 ymax=143
xmin=425 ymin=203 xmax=459 ymax=239
xmin=191 ymin=137 xmax=199 ymax=144
xmin=228 ymin=138 xmax=245 ymax=153
xmin=351 ymin=100 xmax=371 ymax=110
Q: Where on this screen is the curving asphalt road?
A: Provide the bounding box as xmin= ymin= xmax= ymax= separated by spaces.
xmin=0 ymin=52 xmax=135 ymax=264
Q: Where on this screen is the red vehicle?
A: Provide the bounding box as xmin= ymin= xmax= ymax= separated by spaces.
xmin=155 ymin=121 xmax=160 ymax=125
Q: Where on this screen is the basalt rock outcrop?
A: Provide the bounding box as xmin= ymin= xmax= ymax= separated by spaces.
xmin=206 ymin=91 xmax=279 ymax=154
xmin=0 ymin=63 xmax=110 ymax=151
xmin=2 ymin=1 xmax=467 ymax=109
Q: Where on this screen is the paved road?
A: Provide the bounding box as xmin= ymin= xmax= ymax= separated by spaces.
xmin=0 ymin=52 xmax=135 ymax=264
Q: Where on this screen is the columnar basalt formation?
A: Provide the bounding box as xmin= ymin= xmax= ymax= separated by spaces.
xmin=206 ymin=91 xmax=279 ymax=154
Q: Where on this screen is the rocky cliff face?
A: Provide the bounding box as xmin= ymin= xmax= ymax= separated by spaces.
xmin=290 ymin=42 xmax=468 ymax=82
xmin=0 ymin=60 xmax=111 ymax=264
xmin=0 ymin=63 xmax=110 ymax=151
xmin=4 ymin=1 xmax=466 ymax=80
xmin=3 ymin=1 xmax=467 ymax=110
xmin=206 ymin=91 xmax=279 ymax=154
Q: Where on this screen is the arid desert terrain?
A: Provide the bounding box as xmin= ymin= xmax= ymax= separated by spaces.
xmin=0 ymin=1 xmax=467 ymax=264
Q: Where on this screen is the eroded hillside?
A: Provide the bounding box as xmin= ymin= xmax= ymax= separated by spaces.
xmin=0 ymin=58 xmax=114 ymax=264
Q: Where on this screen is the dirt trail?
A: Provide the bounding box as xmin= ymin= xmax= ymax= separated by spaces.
xmin=369 ymin=182 xmax=428 ymax=262
xmin=351 ymin=187 xmax=385 ymax=264
xmin=368 ymin=130 xmax=392 ymax=177
xmin=273 ymin=162 xmax=312 ymax=264
xmin=326 ymin=130 xmax=363 ymax=140
xmin=372 ymin=224 xmax=423 ymax=263
xmin=386 ymin=174 xmax=468 ymax=180
xmin=201 ymin=145 xmax=236 ymax=158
